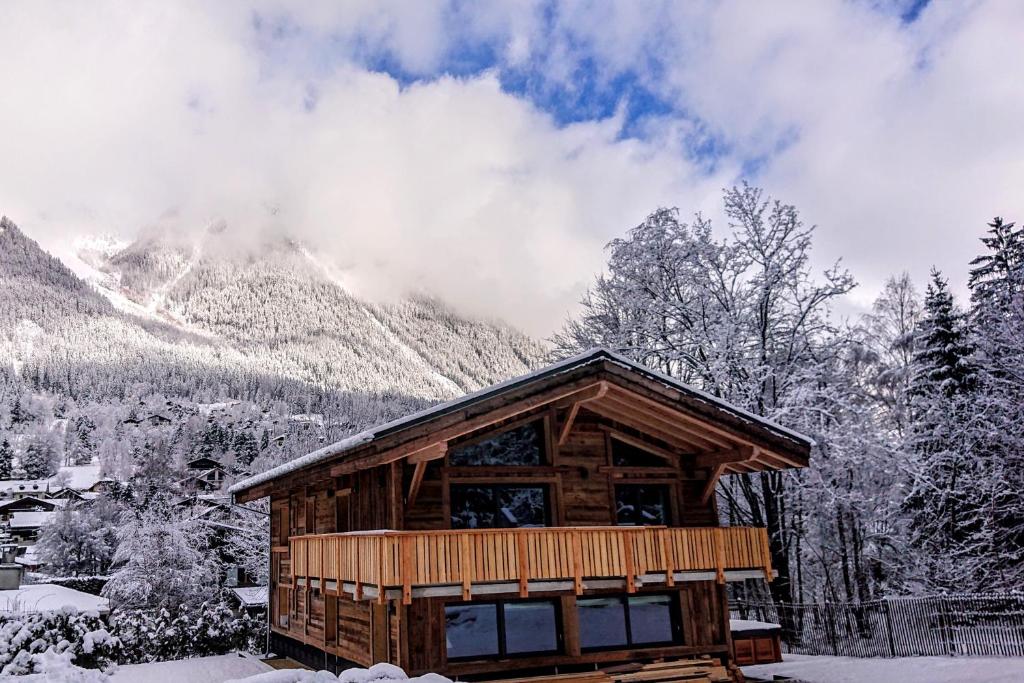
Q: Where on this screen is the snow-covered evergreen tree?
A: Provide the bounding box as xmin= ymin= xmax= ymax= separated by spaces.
xmin=0 ymin=439 xmax=12 ymax=479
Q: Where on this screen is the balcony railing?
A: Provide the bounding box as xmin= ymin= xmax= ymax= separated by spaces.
xmin=288 ymin=526 xmax=772 ymax=604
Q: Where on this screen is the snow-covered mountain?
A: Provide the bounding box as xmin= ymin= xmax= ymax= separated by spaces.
xmin=0 ymin=216 xmax=545 ymax=405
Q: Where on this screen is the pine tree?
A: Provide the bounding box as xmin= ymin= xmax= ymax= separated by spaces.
xmin=0 ymin=439 xmax=13 ymax=479
xmin=969 ymin=217 xmax=1024 ymax=303
xmin=962 ymin=217 xmax=1024 ymax=589
xmin=911 ymin=270 xmax=975 ymax=398
xmin=21 ymin=432 xmax=59 ymax=479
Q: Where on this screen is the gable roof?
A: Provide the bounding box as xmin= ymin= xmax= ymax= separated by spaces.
xmin=230 ymin=348 xmax=814 ymax=500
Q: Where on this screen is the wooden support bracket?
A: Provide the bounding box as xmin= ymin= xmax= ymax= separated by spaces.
xmin=557 ymin=381 xmax=609 ymax=446
xmin=701 ymin=463 xmax=727 ymax=506
xmin=406 ymin=461 xmax=428 ymax=508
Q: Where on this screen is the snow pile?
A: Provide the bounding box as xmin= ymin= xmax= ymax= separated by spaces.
xmin=226 ymin=663 xmax=452 ymax=683
xmin=15 ymin=648 xmax=109 ymax=682
xmin=0 ymin=583 xmax=109 ymax=614
xmin=743 ymin=653 xmax=1024 ymax=683
xmin=730 ymin=618 xmax=781 ymax=632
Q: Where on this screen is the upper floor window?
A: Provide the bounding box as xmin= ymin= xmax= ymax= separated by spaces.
xmin=615 ymin=484 xmax=671 ymax=526
xmin=450 ymin=484 xmax=550 ymax=529
xmin=448 ymin=421 xmax=545 ymax=467
xmin=611 ymin=438 xmax=670 ymax=468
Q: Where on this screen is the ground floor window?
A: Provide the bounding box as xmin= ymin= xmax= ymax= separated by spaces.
xmin=577 ymin=593 xmax=681 ymax=650
xmin=449 ymin=484 xmax=550 ymax=529
xmin=445 ymin=598 xmax=560 ymax=660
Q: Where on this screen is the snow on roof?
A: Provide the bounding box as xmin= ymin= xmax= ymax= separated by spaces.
xmin=0 ymin=480 xmax=49 ymax=495
xmin=730 ymin=618 xmax=782 ymax=632
xmin=109 ymin=652 xmax=271 ymax=682
xmin=230 ymin=348 xmax=815 ymax=496
xmin=0 ymin=495 xmax=59 ymax=510
xmin=230 ymin=586 xmax=268 ymax=607
xmin=50 ymin=463 xmax=103 ymax=490
xmin=0 ymin=583 xmax=109 ymax=614
xmin=9 ymin=510 xmax=55 ymax=528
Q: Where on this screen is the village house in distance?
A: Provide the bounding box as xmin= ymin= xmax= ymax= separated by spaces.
xmin=230 ymin=349 xmax=812 ymax=679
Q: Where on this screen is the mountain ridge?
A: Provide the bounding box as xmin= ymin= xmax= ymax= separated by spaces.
xmin=1 ymin=217 xmax=546 ymax=405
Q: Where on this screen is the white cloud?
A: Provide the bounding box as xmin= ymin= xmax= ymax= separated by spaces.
xmin=0 ymin=2 xmax=726 ymax=336
xmin=1 ymin=1 xmax=1022 ymax=335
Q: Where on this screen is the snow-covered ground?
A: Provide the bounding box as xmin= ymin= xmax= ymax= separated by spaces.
xmin=743 ymin=653 xmax=1024 ymax=683
xmin=108 ymin=652 xmax=271 ymax=682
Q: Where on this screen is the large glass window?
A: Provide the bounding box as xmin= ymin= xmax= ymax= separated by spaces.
xmin=577 ymin=596 xmax=628 ymax=649
xmin=577 ymin=594 xmax=681 ymax=651
xmin=445 ymin=600 xmax=560 ymax=660
xmin=448 ymin=422 xmax=545 ymax=467
xmin=611 ymin=439 xmax=669 ymax=468
xmin=450 ymin=484 xmax=549 ymax=529
xmin=615 ymin=484 xmax=671 ymax=526
xmin=444 ymin=603 xmax=499 ymax=659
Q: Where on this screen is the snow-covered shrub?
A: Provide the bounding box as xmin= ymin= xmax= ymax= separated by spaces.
xmin=0 ymin=608 xmax=119 ymax=675
xmin=108 ymin=600 xmax=263 ymax=663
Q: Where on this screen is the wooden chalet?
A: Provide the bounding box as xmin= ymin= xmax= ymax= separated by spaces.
xmin=230 ymin=349 xmax=812 ymax=679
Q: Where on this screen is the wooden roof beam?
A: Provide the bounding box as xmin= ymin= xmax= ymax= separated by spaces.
xmin=593 ymin=394 xmax=724 ymax=451
xmin=584 ymin=403 xmax=711 ymax=453
xmin=694 ymin=446 xmax=756 ymax=470
xmin=598 ymin=390 xmax=732 ymax=451
xmin=603 ymin=385 xmax=758 ymax=451
xmin=329 ymin=379 xmax=607 ymax=477
xmin=558 ymin=382 xmax=609 ymax=446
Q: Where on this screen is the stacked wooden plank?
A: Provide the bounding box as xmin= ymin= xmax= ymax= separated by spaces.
xmin=479 ymin=657 xmax=734 ymax=683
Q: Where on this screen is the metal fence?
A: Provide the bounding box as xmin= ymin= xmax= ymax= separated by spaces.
xmin=734 ymin=594 xmax=1024 ymax=658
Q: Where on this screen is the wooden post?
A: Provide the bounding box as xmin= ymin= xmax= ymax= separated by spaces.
xmin=714 ymin=528 xmax=726 ymax=584
xmin=623 ymin=531 xmax=636 ymax=593
xmin=377 ymin=538 xmax=387 ymax=604
xmin=460 ymin=534 xmax=472 ymax=601
xmin=570 ymin=530 xmax=583 ymax=595
xmin=401 ymin=536 xmax=413 ymax=605
xmin=516 ymin=532 xmax=529 ymax=597
xmin=659 ymin=528 xmax=675 ymax=586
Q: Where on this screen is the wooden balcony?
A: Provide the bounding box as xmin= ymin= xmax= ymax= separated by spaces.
xmin=287 ymin=526 xmax=773 ymax=604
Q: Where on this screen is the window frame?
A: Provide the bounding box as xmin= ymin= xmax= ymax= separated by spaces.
xmin=613 ymin=483 xmax=673 ymax=526
xmin=576 ymin=592 xmax=684 ymax=652
xmin=449 ymin=482 xmax=552 ymax=529
xmin=444 ymin=598 xmax=563 ymax=662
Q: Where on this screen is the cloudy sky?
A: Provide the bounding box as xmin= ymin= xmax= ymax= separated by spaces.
xmin=1 ymin=1 xmax=1022 ymax=335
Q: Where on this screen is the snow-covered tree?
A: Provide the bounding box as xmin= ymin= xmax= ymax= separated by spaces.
xmin=36 ymin=497 xmax=120 ymax=577
xmin=555 ymin=185 xmax=855 ymax=608
xmin=102 ymin=495 xmax=220 ymax=611
xmin=20 ymin=429 xmax=60 ymax=479
xmin=0 ymin=439 xmax=13 ymax=479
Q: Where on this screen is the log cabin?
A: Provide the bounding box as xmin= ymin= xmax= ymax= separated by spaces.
xmin=229 ymin=348 xmax=812 ymax=679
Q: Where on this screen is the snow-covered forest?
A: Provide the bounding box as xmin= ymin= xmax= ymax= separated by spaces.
xmin=554 ymin=184 xmax=1024 ymax=603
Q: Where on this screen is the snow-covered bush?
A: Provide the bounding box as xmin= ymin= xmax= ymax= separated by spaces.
xmin=108 ymin=600 xmax=263 ymax=663
xmin=0 ymin=608 xmax=119 ymax=675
